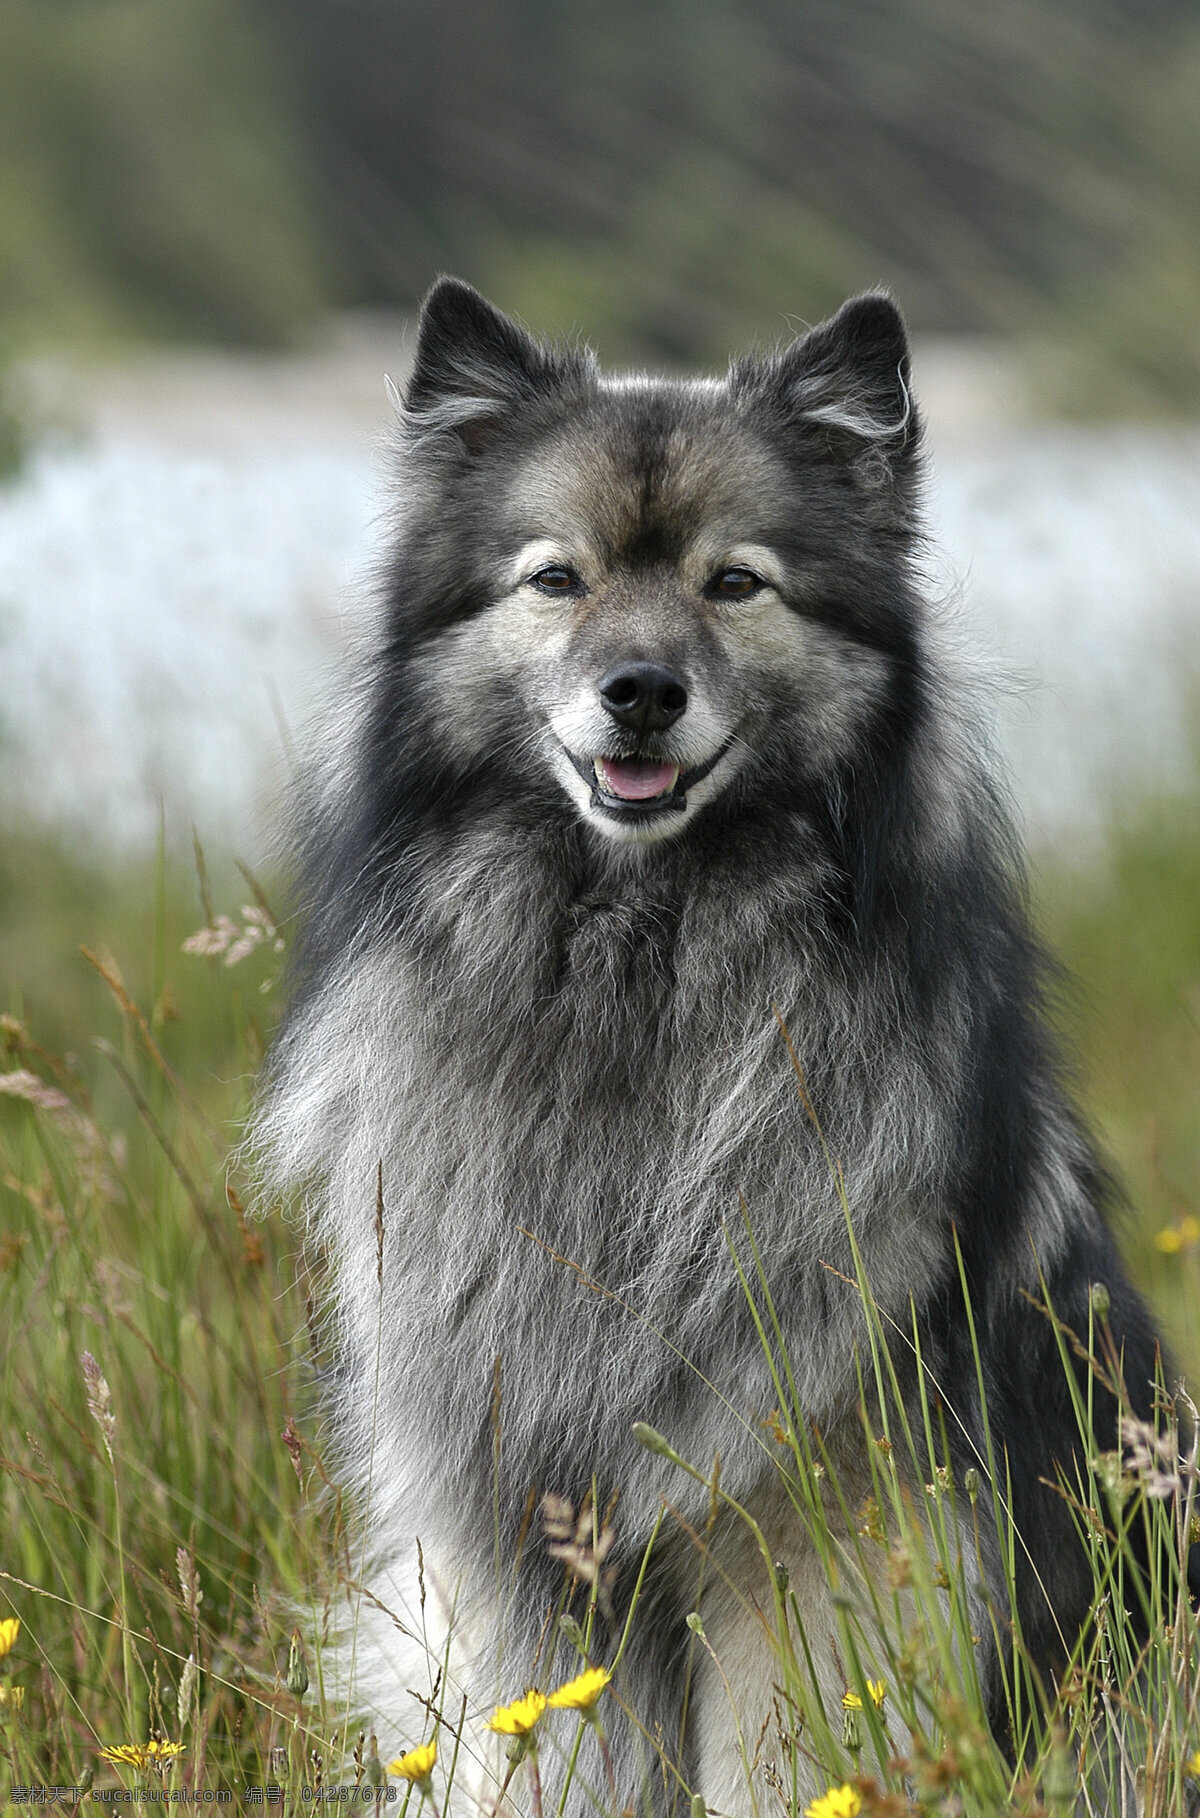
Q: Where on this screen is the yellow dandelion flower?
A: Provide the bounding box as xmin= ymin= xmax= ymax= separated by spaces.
xmin=1187 ymin=1749 xmax=1200 ymax=1779
xmin=1155 ymin=1227 xmax=1185 ymax=1254
xmin=486 ymin=1689 xmax=547 ymax=1736
xmin=98 ymin=1739 xmax=185 ymax=1771
xmin=99 ymin=1745 xmax=149 ymax=1769
xmin=841 ymin=1680 xmax=887 ymax=1711
xmin=547 ymin=1666 xmax=612 ymax=1715
xmin=0 ymin=1618 xmax=19 ymax=1659
xmin=804 ymin=1785 xmax=862 ymax=1818
xmin=387 ymin=1738 xmax=437 ymax=1784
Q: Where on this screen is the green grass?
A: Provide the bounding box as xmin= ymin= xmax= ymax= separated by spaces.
xmin=0 ymin=826 xmax=348 ymax=1801
xmin=1037 ymin=779 xmax=1200 ymax=1381
xmin=0 ymin=774 xmax=1197 ymax=1812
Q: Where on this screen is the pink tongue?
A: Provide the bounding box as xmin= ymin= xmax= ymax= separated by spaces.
xmin=597 ymin=757 xmax=679 ymax=801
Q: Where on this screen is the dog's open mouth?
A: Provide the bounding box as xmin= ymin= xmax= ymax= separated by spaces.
xmin=566 ymin=746 xmax=729 ymax=817
xmin=596 ymin=756 xmax=680 ymax=802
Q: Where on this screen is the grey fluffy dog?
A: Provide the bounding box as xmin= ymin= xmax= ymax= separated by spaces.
xmin=255 ymin=279 xmax=1174 ymax=1814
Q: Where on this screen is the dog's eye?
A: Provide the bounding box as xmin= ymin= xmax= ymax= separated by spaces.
xmin=712 ymin=567 xmax=764 ymax=598
xmin=529 ymin=565 xmax=580 ymax=594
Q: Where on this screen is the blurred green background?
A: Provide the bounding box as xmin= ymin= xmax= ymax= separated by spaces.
xmin=2 ymin=0 xmax=1200 ymax=404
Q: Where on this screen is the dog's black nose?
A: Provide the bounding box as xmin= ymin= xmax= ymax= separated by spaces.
xmin=598 ymin=662 xmax=688 ymax=736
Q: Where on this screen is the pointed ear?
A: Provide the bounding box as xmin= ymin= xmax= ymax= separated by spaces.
xmin=736 ymin=292 xmax=920 ymax=490
xmin=405 ymin=278 xmax=579 ymax=453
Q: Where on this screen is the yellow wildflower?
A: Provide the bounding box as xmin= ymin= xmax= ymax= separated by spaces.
xmin=0 ymin=1618 xmax=19 ymax=1659
xmin=841 ymin=1680 xmax=887 ymax=1710
xmin=98 ymin=1740 xmax=186 ymax=1771
xmin=387 ymin=1738 xmax=437 ymax=1784
xmin=1156 ymin=1218 xmax=1200 ymax=1253
xmin=804 ymin=1786 xmax=862 ymax=1818
xmin=1187 ymin=1749 xmax=1200 ymax=1779
xmin=486 ymin=1689 xmax=547 ymax=1736
xmin=547 ymin=1666 xmax=612 ymax=1715
xmin=98 ymin=1745 xmax=148 ymax=1769
xmin=0 ymin=1684 xmax=24 ymax=1711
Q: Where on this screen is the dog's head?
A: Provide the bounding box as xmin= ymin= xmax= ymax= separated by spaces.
xmin=386 ymin=278 xmax=924 ymax=850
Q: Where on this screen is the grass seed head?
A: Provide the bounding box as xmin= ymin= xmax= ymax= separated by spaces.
xmin=175 ymin=1654 xmax=197 ymax=1732
xmin=285 ymin=1629 xmax=308 ymax=1698
xmin=175 ymin=1548 xmax=202 ymax=1620
xmin=80 ymin=1352 xmax=115 ymax=1462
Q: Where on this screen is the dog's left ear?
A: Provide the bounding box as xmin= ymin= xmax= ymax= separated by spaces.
xmin=405 ymin=278 xmax=588 ymax=455
xmin=736 ymin=292 xmax=921 ymax=493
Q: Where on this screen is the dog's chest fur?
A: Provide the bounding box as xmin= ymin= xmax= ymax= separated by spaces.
xmin=267 ymin=815 xmax=957 ymax=1552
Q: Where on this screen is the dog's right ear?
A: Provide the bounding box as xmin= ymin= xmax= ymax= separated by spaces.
xmin=405 ymin=278 xmax=578 ymax=454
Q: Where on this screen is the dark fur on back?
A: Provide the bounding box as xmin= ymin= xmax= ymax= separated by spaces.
xmin=257 ymin=280 xmax=1176 ymax=1810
